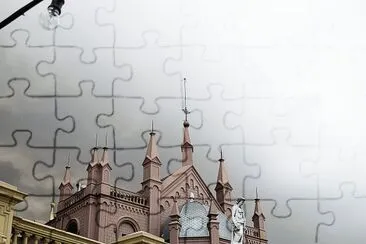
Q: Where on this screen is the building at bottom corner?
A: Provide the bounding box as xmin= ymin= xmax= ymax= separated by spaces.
xmin=46 ymin=117 xmax=268 ymax=244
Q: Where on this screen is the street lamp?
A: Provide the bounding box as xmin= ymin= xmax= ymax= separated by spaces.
xmin=0 ymin=0 xmax=65 ymax=30
xmin=39 ymin=0 xmax=65 ymax=30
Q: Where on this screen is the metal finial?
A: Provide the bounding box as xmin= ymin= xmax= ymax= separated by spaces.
xmin=66 ymin=152 xmax=70 ymax=167
xmin=182 ymin=77 xmax=191 ymax=122
xmin=104 ymin=131 xmax=108 ymax=148
xmin=220 ymin=148 xmax=223 ymax=159
xmin=256 ymin=187 xmax=259 ymax=199
xmin=95 ymin=133 xmax=99 ymax=148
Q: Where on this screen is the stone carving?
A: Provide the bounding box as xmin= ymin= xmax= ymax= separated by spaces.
xmin=231 ymin=197 xmax=246 ymax=244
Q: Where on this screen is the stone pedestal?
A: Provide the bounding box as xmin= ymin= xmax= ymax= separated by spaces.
xmin=0 ymin=181 xmax=27 ymax=244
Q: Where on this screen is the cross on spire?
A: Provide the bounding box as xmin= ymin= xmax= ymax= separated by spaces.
xmin=182 ymin=78 xmax=191 ymax=122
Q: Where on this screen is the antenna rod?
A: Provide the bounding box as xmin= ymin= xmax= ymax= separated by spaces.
xmin=182 ymin=78 xmax=190 ymax=121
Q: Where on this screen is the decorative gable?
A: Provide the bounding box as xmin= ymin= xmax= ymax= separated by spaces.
xmin=161 ymin=165 xmax=223 ymax=212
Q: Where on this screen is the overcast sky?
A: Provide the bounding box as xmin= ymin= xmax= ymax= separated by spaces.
xmin=1 ymin=0 xmax=366 ymax=243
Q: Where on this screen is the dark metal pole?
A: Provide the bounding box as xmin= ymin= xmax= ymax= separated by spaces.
xmin=0 ymin=0 xmax=45 ymax=30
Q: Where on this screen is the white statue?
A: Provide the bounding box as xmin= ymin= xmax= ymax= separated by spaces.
xmin=231 ymin=197 xmax=246 ymax=244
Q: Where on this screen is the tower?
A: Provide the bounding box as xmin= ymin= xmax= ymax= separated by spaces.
xmin=141 ymin=122 xmax=162 ymax=236
xmin=57 ymin=155 xmax=73 ymax=211
xmin=85 ymin=134 xmax=112 ymax=241
xmin=214 ymin=150 xmax=233 ymax=217
xmin=86 ymin=134 xmax=112 ymax=195
xmin=252 ymin=188 xmax=266 ymax=240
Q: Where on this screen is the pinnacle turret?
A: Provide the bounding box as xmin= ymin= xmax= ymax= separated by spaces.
xmin=145 ymin=121 xmax=159 ymax=160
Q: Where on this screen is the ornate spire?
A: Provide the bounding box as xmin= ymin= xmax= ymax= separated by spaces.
xmin=62 ymin=154 xmax=71 ymax=184
xmin=91 ymin=133 xmax=99 ymax=163
xmin=181 ymin=78 xmax=193 ymax=166
xmin=101 ymin=131 xmax=109 ymax=163
xmin=145 ymin=120 xmax=159 ymax=160
xmin=217 ymin=149 xmax=229 ymax=185
xmin=254 ymin=188 xmax=264 ymax=216
xmin=252 ymin=188 xmax=266 ymax=237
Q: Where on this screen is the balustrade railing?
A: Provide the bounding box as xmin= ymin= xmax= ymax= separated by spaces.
xmin=245 ymin=226 xmax=260 ymax=238
xmin=10 ymin=216 xmax=103 ymax=244
xmin=246 ymin=238 xmax=261 ymax=244
xmin=63 ymin=189 xmax=86 ymax=208
xmin=109 ymin=187 xmax=147 ymax=206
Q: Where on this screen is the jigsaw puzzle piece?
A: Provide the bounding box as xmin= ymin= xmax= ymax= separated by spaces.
xmin=33 ymin=148 xmax=88 ymax=196
xmin=0 ymin=80 xmax=73 ymax=146
xmin=55 ymin=81 xmax=113 ymax=162
xmin=153 ymin=98 xmax=201 ymax=147
xmin=244 ymin=129 xmax=319 ymax=216
xmin=204 ymin=145 xmax=260 ymax=199
xmin=0 ymin=30 xmax=55 ymax=96
xmin=185 ymin=84 xmax=243 ymax=160
xmin=55 ymin=0 xmax=114 ymax=62
xmin=97 ymin=97 xmax=153 ymax=149
xmin=0 ymin=131 xmax=56 ymax=219
xmin=317 ymin=183 xmax=366 ymax=243
xmin=0 ymin=1 xmax=55 ymax=46
xmin=233 ymin=0 xmax=313 ymax=48
xmin=181 ymin=0 xmax=246 ymax=60
xmin=244 ymin=199 xmax=333 ymax=244
xmin=37 ymin=47 xmax=131 ymax=96
xmin=96 ymin=0 xmax=184 ymax=47
xmin=164 ymin=46 xmax=246 ymax=99
xmin=301 ymin=143 xmax=366 ymax=198
xmin=113 ymin=32 xmax=181 ymax=114
xmin=226 ymin=96 xmax=320 ymax=145
xmin=311 ymin=0 xmax=366 ymax=48
xmin=243 ymin=47 xmax=319 ymax=99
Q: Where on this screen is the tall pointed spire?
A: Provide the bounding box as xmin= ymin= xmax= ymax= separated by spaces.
xmin=142 ymin=121 xmax=162 ymax=236
xmin=252 ymin=188 xmax=266 ymax=240
xmin=91 ymin=133 xmax=99 ymax=163
xmin=101 ymin=131 xmax=109 ymax=163
xmin=217 ymin=149 xmax=229 ymax=185
xmin=62 ymin=154 xmax=71 ymax=184
xmin=58 ymin=154 xmax=74 ymax=211
xmin=215 ymin=150 xmax=233 ymax=216
xmin=145 ymin=120 xmax=159 ymax=160
xmin=254 ymin=188 xmax=264 ymax=216
xmin=181 ymin=78 xmax=194 ymax=167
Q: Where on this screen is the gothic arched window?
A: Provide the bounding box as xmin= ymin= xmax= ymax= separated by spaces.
xmin=120 ymin=221 xmax=135 ymax=236
xmin=66 ymin=219 xmax=79 ymax=234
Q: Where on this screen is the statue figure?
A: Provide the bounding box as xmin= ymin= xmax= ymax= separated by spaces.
xmin=231 ymin=197 xmax=246 ymax=244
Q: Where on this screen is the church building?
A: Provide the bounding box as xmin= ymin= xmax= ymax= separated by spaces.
xmin=46 ymin=104 xmax=268 ymax=244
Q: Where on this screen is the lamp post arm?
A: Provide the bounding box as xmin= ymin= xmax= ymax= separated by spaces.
xmin=0 ymin=0 xmax=45 ymax=30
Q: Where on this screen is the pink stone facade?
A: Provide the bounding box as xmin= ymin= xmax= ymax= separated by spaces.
xmin=47 ymin=119 xmax=268 ymax=244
